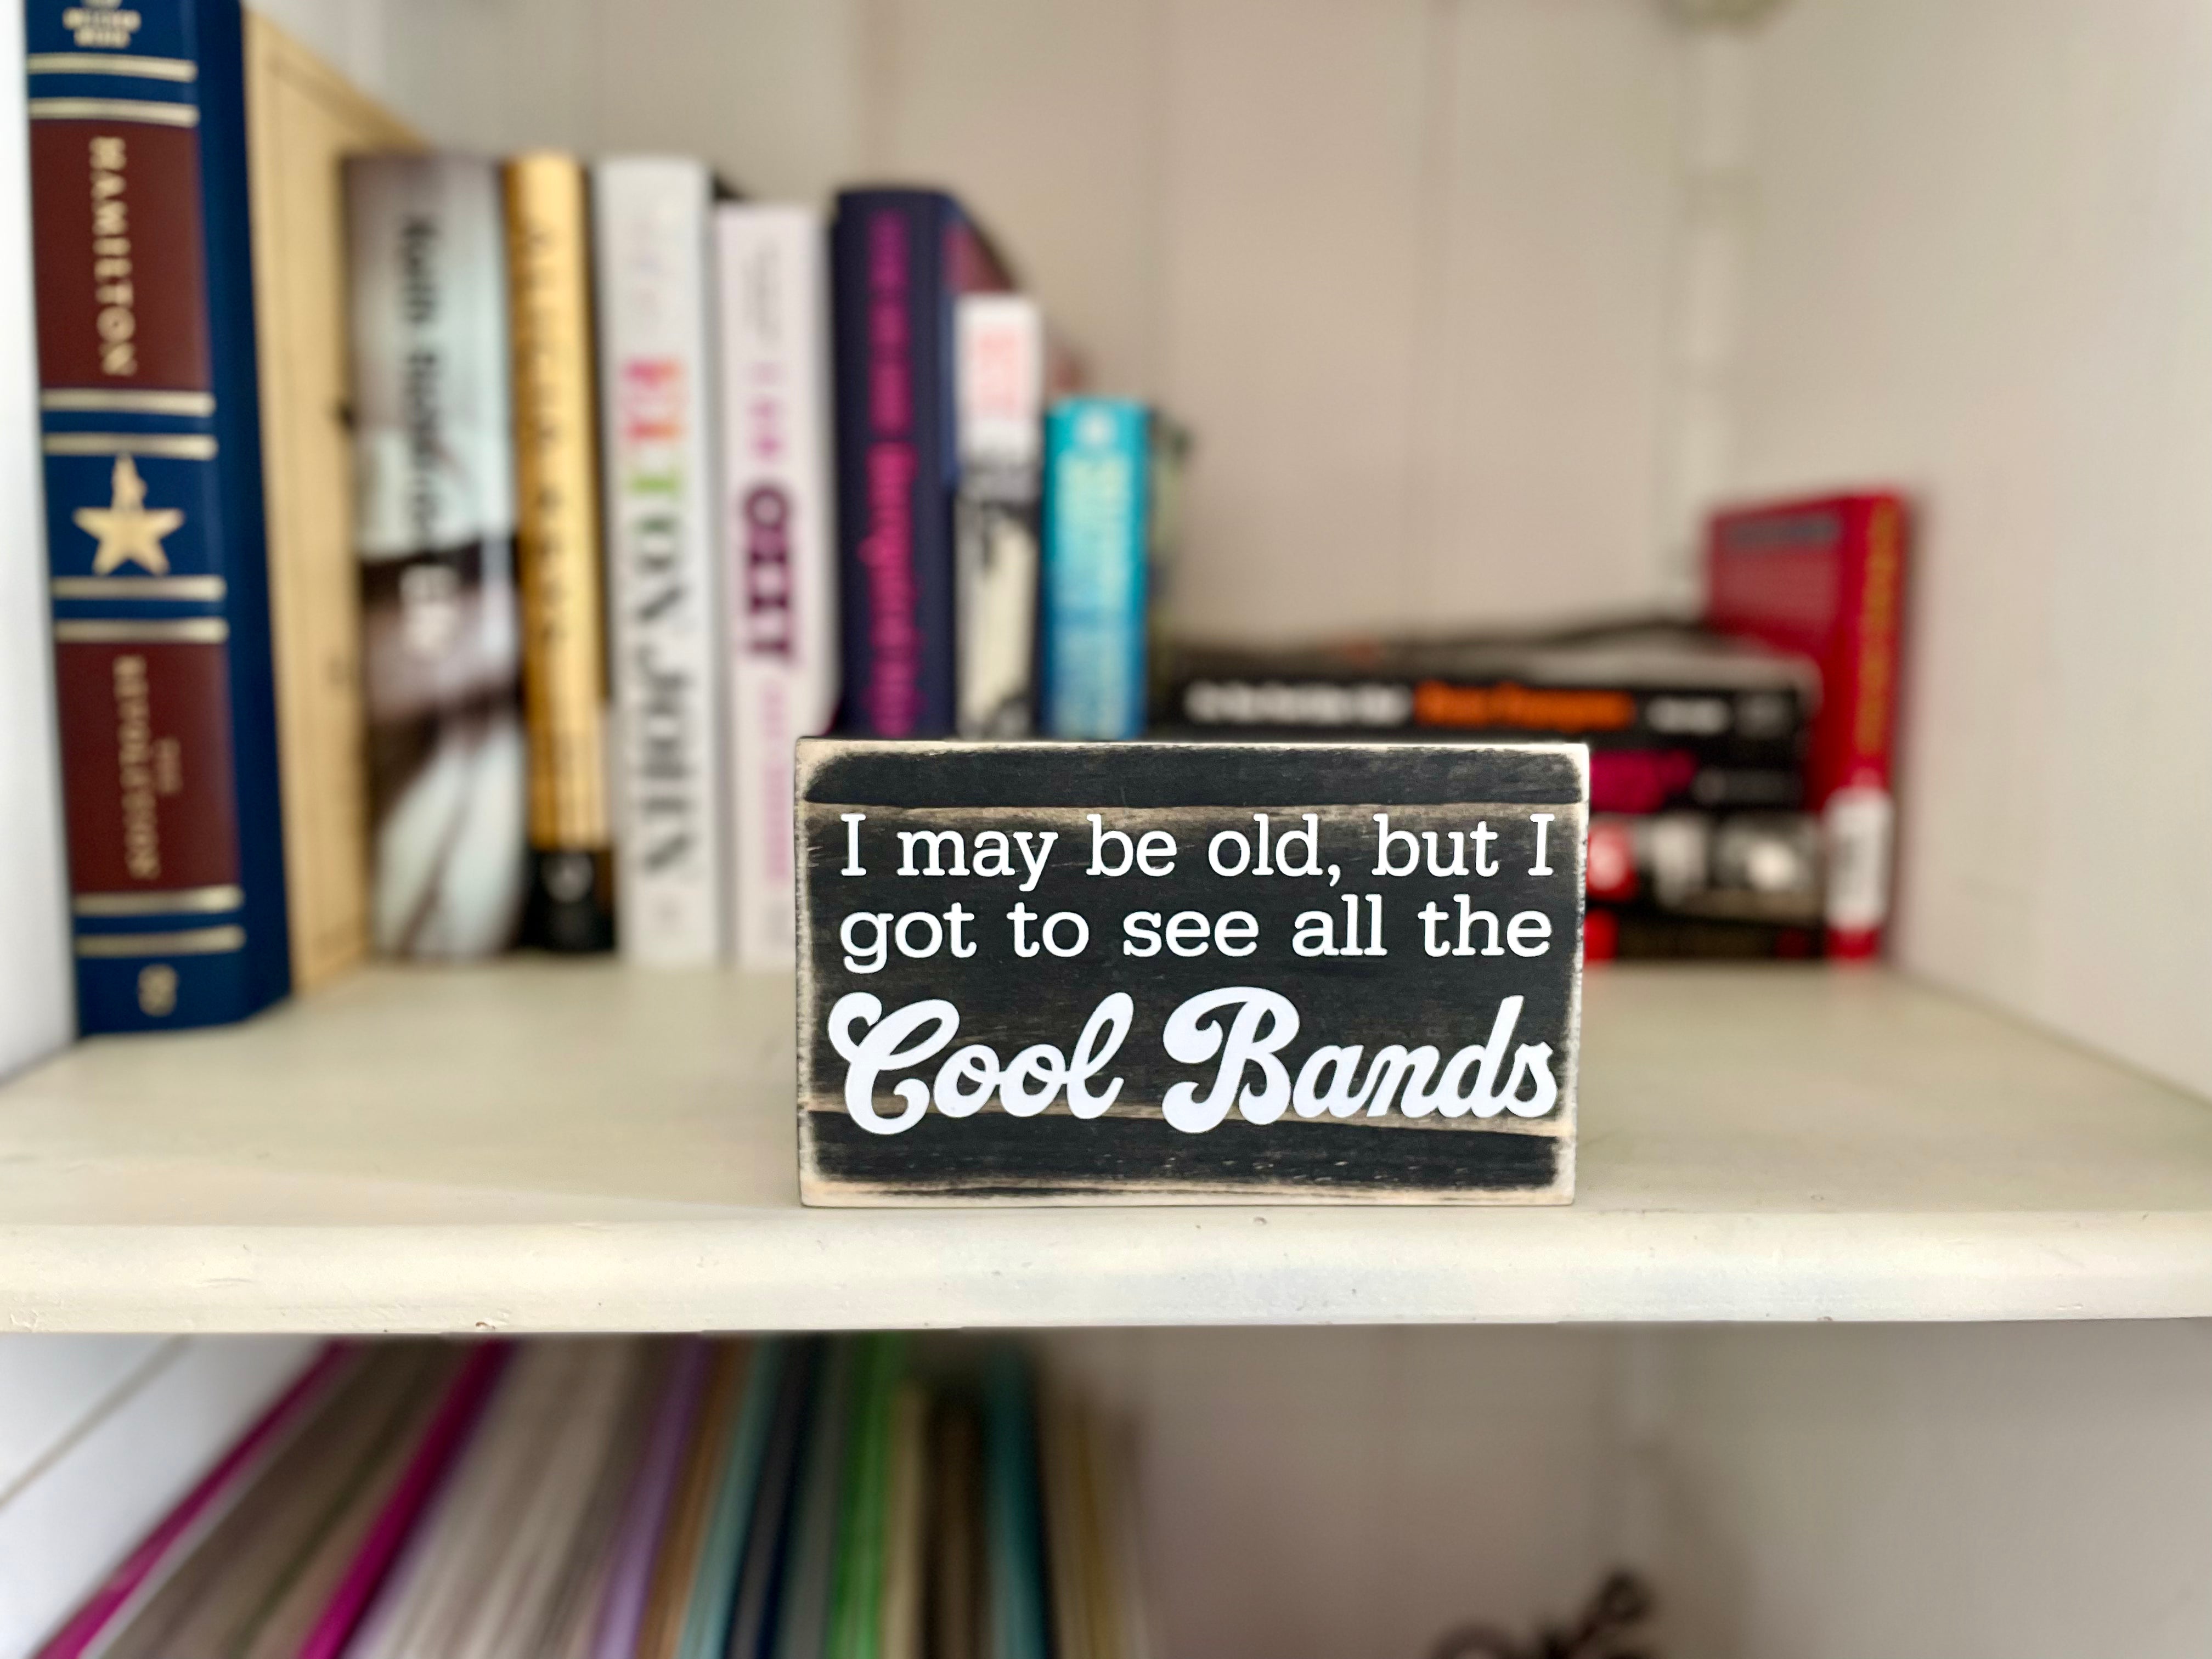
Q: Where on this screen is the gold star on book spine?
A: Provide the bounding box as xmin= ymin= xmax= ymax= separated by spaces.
xmin=75 ymin=452 xmax=185 ymax=575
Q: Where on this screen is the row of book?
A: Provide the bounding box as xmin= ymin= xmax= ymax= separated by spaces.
xmin=18 ymin=0 xmax=1187 ymax=1039
xmin=1155 ymin=493 xmax=1908 ymax=959
xmin=37 ymin=1335 xmax=1145 ymax=1659
xmin=4 ymin=0 xmax=1899 ymax=1065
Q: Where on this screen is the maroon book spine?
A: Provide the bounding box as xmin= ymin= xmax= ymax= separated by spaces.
xmin=27 ymin=2 xmax=289 ymax=1030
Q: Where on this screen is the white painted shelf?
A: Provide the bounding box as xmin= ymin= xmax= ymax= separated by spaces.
xmin=1 ymin=962 xmax=2208 ymax=1332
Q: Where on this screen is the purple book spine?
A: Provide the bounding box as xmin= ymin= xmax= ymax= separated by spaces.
xmin=830 ymin=190 xmax=960 ymax=736
xmin=589 ymin=1340 xmax=714 ymax=1659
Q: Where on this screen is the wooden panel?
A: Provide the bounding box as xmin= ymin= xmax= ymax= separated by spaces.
xmin=797 ymin=741 xmax=1585 ymax=1204
xmin=244 ymin=14 xmax=420 ymax=989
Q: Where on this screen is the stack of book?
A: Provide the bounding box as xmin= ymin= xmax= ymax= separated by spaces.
xmin=12 ymin=0 xmax=1191 ymax=1045
xmin=1155 ymin=484 xmax=1913 ymax=964
xmin=36 ymin=1335 xmax=1147 ymax=1659
xmin=1157 ymin=620 xmax=1833 ymax=960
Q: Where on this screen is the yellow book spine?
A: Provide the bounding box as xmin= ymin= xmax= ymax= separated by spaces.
xmin=505 ymin=154 xmax=615 ymax=949
xmin=506 ymin=154 xmax=611 ymax=854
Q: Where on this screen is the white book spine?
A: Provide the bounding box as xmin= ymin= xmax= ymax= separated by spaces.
xmin=348 ymin=155 xmax=527 ymax=961
xmin=955 ymin=294 xmax=1045 ymax=738
xmin=595 ymin=159 xmax=729 ymax=965
xmin=0 ymin=0 xmax=72 ymax=1071
xmin=718 ymin=204 xmax=838 ymax=971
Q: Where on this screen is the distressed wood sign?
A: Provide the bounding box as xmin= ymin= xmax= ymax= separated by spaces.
xmin=795 ymin=741 xmax=1587 ymax=1204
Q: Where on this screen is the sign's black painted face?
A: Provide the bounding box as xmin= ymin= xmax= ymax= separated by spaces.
xmin=796 ymin=741 xmax=1587 ymax=1206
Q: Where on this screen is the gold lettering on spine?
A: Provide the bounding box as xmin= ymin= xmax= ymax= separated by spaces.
xmin=86 ymin=133 xmax=134 ymax=376
xmin=505 ymin=156 xmax=611 ymax=848
xmin=112 ymin=653 xmax=159 ymax=878
xmin=64 ymin=7 xmax=147 ymax=52
xmin=137 ymin=963 xmax=177 ymax=1015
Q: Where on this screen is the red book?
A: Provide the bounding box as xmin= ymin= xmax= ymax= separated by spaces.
xmin=1706 ymin=492 xmax=1908 ymax=959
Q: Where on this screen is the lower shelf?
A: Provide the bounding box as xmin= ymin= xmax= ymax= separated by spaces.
xmin=2 ymin=961 xmax=2208 ymax=1331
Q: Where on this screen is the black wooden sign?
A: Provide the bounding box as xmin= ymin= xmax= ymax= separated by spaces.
xmin=795 ymin=741 xmax=1586 ymax=1204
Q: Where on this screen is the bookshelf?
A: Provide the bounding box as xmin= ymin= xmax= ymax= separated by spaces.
xmin=6 ymin=3 xmax=2212 ymax=1655
xmin=4 ymin=961 xmax=2207 ymax=1333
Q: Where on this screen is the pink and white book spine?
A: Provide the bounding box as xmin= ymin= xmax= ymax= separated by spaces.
xmin=717 ymin=204 xmax=838 ymax=970
xmin=595 ymin=157 xmax=730 ymax=966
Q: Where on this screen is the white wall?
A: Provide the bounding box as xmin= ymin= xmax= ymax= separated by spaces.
xmin=1652 ymin=1322 xmax=2212 ymax=1659
xmin=0 ymin=1337 xmax=314 ymax=1658
xmin=1412 ymin=0 xmax=1685 ymax=624
xmin=1722 ymin=0 xmax=2212 ymax=1096
xmin=1054 ymin=1321 xmax=2212 ymax=1659
xmin=244 ymin=0 xmax=394 ymax=101
xmin=363 ymin=0 xmax=1689 ymax=644
xmin=1046 ymin=1325 xmax=1632 ymax=1659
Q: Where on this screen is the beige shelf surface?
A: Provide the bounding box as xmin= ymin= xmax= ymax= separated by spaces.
xmin=2 ymin=962 xmax=2209 ymax=1332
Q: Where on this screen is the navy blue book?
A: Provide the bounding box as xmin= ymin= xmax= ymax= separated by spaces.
xmin=24 ymin=0 xmax=289 ymax=1030
xmin=828 ymin=188 xmax=1011 ymax=737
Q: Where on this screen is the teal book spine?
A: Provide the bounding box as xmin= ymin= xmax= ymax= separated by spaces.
xmin=677 ymin=1339 xmax=789 ymax=1659
xmin=983 ymin=1346 xmax=1049 ymax=1659
xmin=724 ymin=1339 xmax=817 ymax=1659
xmin=772 ymin=1338 xmax=856 ymax=1659
xmin=1041 ymin=398 xmax=1150 ymax=740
